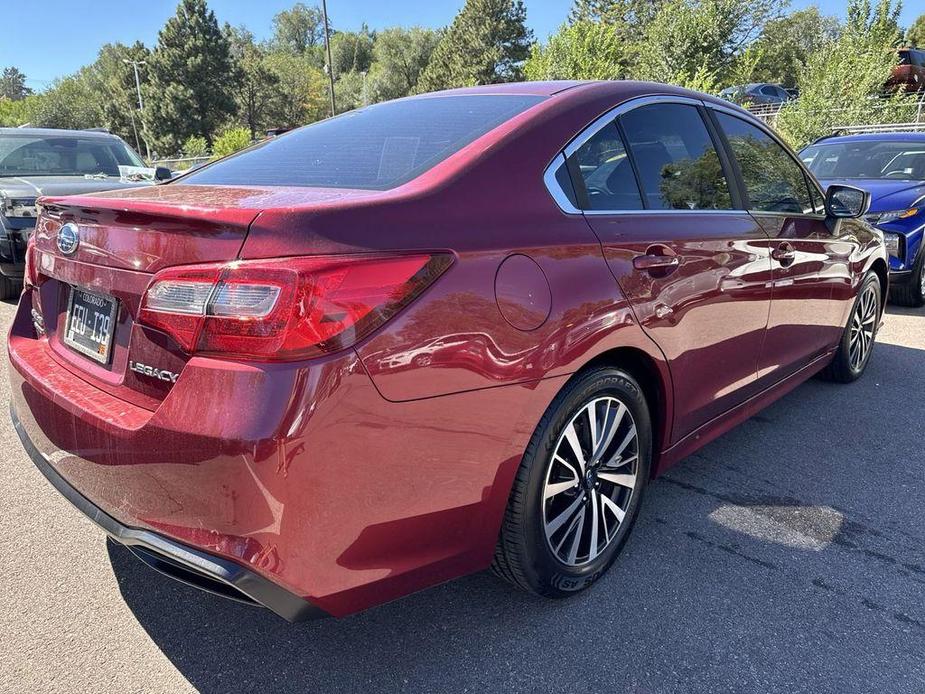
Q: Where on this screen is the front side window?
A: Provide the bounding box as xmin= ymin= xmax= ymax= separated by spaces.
xmin=619 ymin=103 xmax=733 ymax=210
xmin=715 ymin=112 xmax=814 ymax=214
xmin=182 ymin=95 xmax=544 ymax=190
xmin=570 ymin=122 xmax=643 ymax=211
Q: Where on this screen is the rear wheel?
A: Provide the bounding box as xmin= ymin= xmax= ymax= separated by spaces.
xmin=492 ymin=367 xmax=651 ymax=597
xmin=820 ymin=271 xmax=881 ymax=383
xmin=890 ymin=249 xmax=925 ymax=307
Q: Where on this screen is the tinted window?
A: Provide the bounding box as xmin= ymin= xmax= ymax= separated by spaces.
xmin=0 ymin=134 xmax=143 ymax=177
xmin=619 ymin=103 xmax=732 ymax=210
xmin=716 ymin=112 xmax=813 ymax=214
xmin=182 ymin=95 xmax=544 ymax=190
xmin=571 ymin=122 xmax=642 ymax=210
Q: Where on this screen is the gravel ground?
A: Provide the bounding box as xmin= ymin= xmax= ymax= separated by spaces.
xmin=1 ymin=298 xmax=923 ymax=694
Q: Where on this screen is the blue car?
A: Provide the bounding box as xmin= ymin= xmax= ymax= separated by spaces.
xmin=801 ymin=133 xmax=925 ymax=306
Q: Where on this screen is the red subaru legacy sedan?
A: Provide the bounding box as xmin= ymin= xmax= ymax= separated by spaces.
xmin=9 ymin=82 xmax=886 ymax=620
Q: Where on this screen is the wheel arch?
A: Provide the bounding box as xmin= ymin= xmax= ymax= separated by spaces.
xmin=869 ymin=257 xmax=888 ymax=312
xmin=573 ymin=346 xmax=672 ymax=477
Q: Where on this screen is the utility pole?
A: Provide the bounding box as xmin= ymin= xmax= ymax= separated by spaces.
xmin=321 ymin=0 xmax=336 ymax=117
xmin=123 ymin=59 xmax=150 ymax=160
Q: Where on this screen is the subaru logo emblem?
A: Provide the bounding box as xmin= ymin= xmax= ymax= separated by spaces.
xmin=57 ymin=223 xmax=79 ymax=255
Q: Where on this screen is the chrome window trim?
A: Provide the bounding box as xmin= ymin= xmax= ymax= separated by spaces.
xmin=582 ymin=208 xmax=752 ymax=217
xmin=543 ymin=153 xmax=582 ymax=215
xmin=542 ymin=93 xmax=814 ymax=218
xmin=704 ymin=102 xmax=830 ymax=221
xmin=563 ymin=94 xmax=704 ymax=159
xmin=748 ymin=210 xmax=827 ymax=221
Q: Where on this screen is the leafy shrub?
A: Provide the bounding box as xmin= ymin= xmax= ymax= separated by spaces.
xmin=211 ymin=127 xmax=252 ymax=159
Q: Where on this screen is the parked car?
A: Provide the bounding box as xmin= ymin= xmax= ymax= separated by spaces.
xmin=887 ymin=48 xmax=925 ymax=92
xmin=10 ymin=82 xmax=886 ymax=621
xmin=801 ymin=133 xmax=925 ymax=306
xmin=719 ymin=83 xmax=793 ymax=105
xmin=0 ymin=127 xmax=167 ymax=299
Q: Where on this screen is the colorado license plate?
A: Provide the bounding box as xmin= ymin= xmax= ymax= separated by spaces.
xmin=63 ymin=287 xmax=118 ymax=364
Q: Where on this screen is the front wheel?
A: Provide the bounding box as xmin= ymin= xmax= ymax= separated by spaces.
xmin=820 ymin=271 xmax=881 ymax=383
xmin=492 ymin=367 xmax=651 ymax=597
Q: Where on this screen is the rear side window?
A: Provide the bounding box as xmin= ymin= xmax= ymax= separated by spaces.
xmin=619 ymin=103 xmax=733 ymax=210
xmin=715 ymin=112 xmax=814 ymax=214
xmin=181 ymin=95 xmax=544 ymax=190
xmin=571 ymin=122 xmax=643 ymax=210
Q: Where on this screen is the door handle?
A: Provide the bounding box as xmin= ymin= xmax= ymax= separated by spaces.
xmin=633 ymin=254 xmax=680 ymax=271
xmin=771 ymin=243 xmax=796 ymax=266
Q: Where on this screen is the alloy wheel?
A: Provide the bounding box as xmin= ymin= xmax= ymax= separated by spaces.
xmin=849 ymin=283 xmax=878 ymax=372
xmin=542 ymin=396 xmax=639 ymax=566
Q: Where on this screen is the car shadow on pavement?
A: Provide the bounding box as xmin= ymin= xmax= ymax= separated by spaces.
xmin=108 ymin=341 xmax=925 ymax=694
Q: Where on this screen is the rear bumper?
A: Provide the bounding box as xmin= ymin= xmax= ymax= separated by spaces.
xmin=8 ymin=289 xmax=562 ymax=616
xmin=12 ymin=405 xmax=326 ymax=622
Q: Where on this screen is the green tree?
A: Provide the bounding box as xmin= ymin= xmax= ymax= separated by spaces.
xmin=746 ymin=8 xmax=839 ymax=86
xmin=334 ymin=70 xmax=369 ymax=112
xmin=89 ymin=42 xmax=151 ymax=150
xmin=226 ymin=25 xmax=280 ymax=138
xmin=26 ymin=73 xmax=103 ymax=130
xmin=263 ymin=52 xmax=328 ymax=127
xmin=907 ymin=13 xmax=925 ymax=47
xmin=183 ymin=134 xmax=209 ymax=156
xmin=143 ymin=0 xmax=237 ymax=154
xmin=211 ymin=126 xmax=252 ymax=158
xmin=417 ymin=0 xmax=533 ymax=91
xmin=331 ymin=25 xmax=375 ymax=76
xmin=368 ymin=27 xmax=441 ymax=101
xmin=633 ymin=0 xmax=784 ymax=91
xmin=569 ymin=0 xmax=664 ymax=27
xmin=776 ymin=0 xmax=915 ymax=149
xmin=272 ymin=3 xmax=326 ymax=53
xmin=525 ymin=20 xmax=630 ymax=80
xmin=0 ymin=95 xmax=36 ymax=126
xmin=0 ymin=67 xmax=32 ymax=101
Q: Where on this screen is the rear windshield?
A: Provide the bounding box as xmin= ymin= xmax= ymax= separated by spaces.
xmin=182 ymin=95 xmax=545 ymax=190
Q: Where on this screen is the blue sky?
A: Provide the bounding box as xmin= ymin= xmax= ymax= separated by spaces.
xmin=1 ymin=1 xmax=920 ymax=90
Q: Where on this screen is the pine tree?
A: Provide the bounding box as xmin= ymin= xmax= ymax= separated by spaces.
xmin=0 ymin=67 xmax=31 ymax=101
xmin=143 ymin=0 xmax=237 ymax=154
xmin=417 ymin=0 xmax=533 ymax=92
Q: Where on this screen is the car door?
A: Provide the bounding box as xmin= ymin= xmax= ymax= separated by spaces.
xmin=565 ymin=97 xmax=774 ymax=443
xmin=708 ymin=107 xmax=853 ymax=385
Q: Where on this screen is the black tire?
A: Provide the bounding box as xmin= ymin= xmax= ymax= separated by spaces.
xmin=492 ymin=366 xmax=652 ymax=597
xmin=820 ymin=271 xmax=881 ymax=383
xmin=0 ymin=277 xmax=22 ymax=301
xmin=890 ymin=248 xmax=925 ymax=308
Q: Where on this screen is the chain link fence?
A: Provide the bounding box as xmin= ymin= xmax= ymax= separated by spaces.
xmin=743 ymin=93 xmax=925 ymax=134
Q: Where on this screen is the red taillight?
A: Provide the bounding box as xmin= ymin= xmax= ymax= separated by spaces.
xmin=138 ymin=253 xmax=452 ymax=361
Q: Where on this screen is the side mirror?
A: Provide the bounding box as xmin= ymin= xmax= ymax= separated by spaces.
xmin=825 ymin=184 xmax=870 ymax=219
xmin=154 ymin=166 xmax=173 ymax=182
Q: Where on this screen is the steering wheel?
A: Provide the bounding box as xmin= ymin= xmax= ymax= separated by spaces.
xmin=883 ymin=170 xmax=909 ymax=179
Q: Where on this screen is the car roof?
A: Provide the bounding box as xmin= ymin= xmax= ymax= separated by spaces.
xmin=807 ymin=132 xmax=925 ymax=146
xmin=0 ymin=126 xmax=122 ymax=140
xmin=413 ymin=80 xmax=751 ymax=110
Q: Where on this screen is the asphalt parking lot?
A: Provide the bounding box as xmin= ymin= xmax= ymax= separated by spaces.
xmin=1 ymin=298 xmax=924 ymax=694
